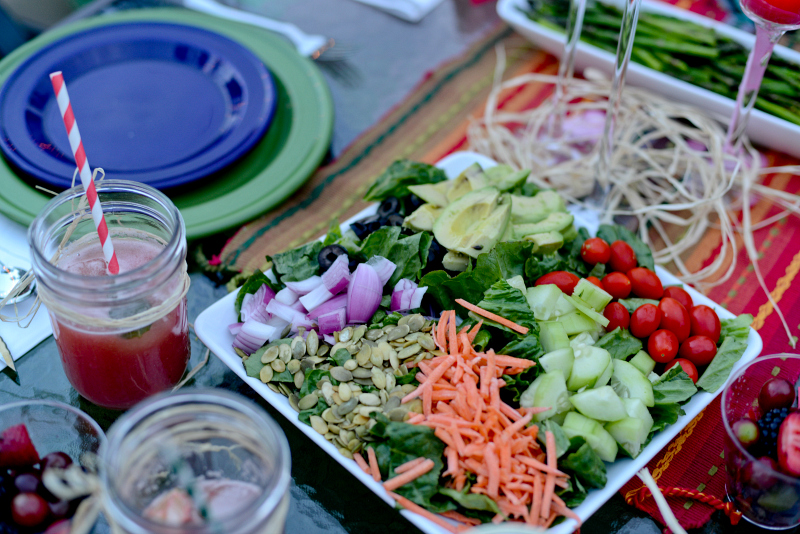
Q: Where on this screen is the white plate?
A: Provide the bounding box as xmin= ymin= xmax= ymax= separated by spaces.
xmin=496 ymin=0 xmax=800 ymax=160
xmin=194 ymin=151 xmax=763 ymax=533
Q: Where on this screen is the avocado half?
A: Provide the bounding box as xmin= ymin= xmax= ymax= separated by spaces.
xmin=432 ymin=187 xmax=511 ymax=259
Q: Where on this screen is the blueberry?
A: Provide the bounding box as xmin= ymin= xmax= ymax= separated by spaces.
xmin=317 ymin=245 xmax=348 ymax=273
xmin=377 ymin=197 xmax=401 ymax=217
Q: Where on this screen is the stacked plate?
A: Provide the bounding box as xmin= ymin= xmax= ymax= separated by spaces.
xmin=0 ymin=8 xmax=333 ymax=239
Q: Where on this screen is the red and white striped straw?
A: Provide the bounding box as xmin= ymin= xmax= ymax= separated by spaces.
xmin=49 ymin=71 xmax=119 ymax=275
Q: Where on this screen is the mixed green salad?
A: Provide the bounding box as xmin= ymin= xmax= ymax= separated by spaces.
xmin=228 ymin=159 xmax=752 ymax=529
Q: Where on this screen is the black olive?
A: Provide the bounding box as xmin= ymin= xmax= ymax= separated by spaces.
xmin=407 ymin=194 xmax=424 ymax=210
xmin=385 ymin=213 xmax=405 ymax=227
xmin=317 ymin=244 xmax=348 ymax=273
xmin=350 ymin=221 xmax=370 ymax=240
xmin=377 ymin=197 xmax=401 ymax=217
xmin=427 ymin=238 xmax=446 ymax=264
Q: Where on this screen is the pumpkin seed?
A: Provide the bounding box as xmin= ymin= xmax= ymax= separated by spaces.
xmin=338 ymin=448 xmax=354 ymax=459
xmin=306 ymin=330 xmax=319 ymax=356
xmin=369 ymin=351 xmax=383 ymax=367
xmin=287 ymin=359 xmax=301 ymax=374
xmin=267 ymin=383 xmax=282 ymax=394
xmin=259 ymin=366 xmax=273 ymax=383
xmin=324 ymin=432 xmax=336 ymax=441
xmin=277 ymin=343 xmax=291 ymax=361
xmin=234 ymin=347 xmax=248 ymax=359
xmin=355 ymin=345 xmax=372 ymax=366
xmin=293 ymin=371 xmax=305 ymax=389
xmin=397 ymin=343 xmax=421 ymax=360
xmin=384 ymin=395 xmax=401 ymax=412
xmin=358 ymin=406 xmax=380 ymax=417
xmin=300 ymin=358 xmax=316 ymax=372
xmin=353 ymin=325 xmax=367 ymax=343
xmin=291 ymin=337 xmax=306 ymax=358
xmin=404 ymin=332 xmax=421 ymax=343
xmin=418 ymin=335 xmax=435 ymax=351
xmin=279 ymin=383 xmax=292 ymax=396
xmin=397 ymin=315 xmax=410 ymax=326
xmin=317 ymin=345 xmax=329 ymax=357
xmin=261 ymin=346 xmax=280 ymax=364
xmin=349 ymin=383 xmax=362 ymax=395
xmin=371 ymin=367 xmax=386 ymax=390
xmin=332 ymin=392 xmax=342 ymax=405
xmin=387 ymin=325 xmax=409 ymax=341
xmin=353 ymin=377 xmax=374 ymax=386
xmin=401 ymin=384 xmax=417 ymax=394
xmin=354 ymin=425 xmax=368 ymax=437
xmin=387 ymin=408 xmax=407 ymax=422
xmin=334 ymin=397 xmax=358 ymax=417
xmin=271 ymin=359 xmax=286 ymax=373
xmin=339 ymin=383 xmax=352 ymax=402
xmin=352 ymin=368 xmax=373 ymax=379
xmin=358 ymin=393 xmax=381 ymax=406
xmin=330 ymin=366 xmax=353 ymax=382
xmin=309 ymin=416 xmax=328 ymax=435
xmin=322 ymin=408 xmax=343 ymax=424
xmin=327 ymin=423 xmax=341 ymax=435
xmin=331 ymin=342 xmax=349 ymax=355
xmin=389 ymin=351 xmax=400 ymax=370
xmin=307 ymin=355 xmax=326 ymax=364
xmin=339 ymin=327 xmax=353 ymax=343
xmin=347 ymin=439 xmax=362 ymax=453
xmin=343 ymin=359 xmax=358 ymax=371
xmin=353 ymin=414 xmax=370 ymax=425
xmin=365 ymin=329 xmax=383 ymax=341
xmin=379 ymin=389 xmax=389 ymax=404
xmin=385 ymin=372 xmax=396 ymax=391
xmin=407 ymin=314 xmax=425 ymax=332
xmin=289 ymin=394 xmax=301 ymax=412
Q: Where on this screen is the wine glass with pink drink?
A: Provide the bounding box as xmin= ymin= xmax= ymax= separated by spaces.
xmin=725 ymin=0 xmax=800 ymax=152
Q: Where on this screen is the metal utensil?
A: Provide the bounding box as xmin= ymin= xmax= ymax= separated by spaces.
xmin=0 ymin=263 xmax=35 ymax=305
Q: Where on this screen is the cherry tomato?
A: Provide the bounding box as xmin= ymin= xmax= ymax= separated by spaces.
xmin=663 ymin=286 xmax=693 ymax=311
xmin=658 ymin=297 xmax=690 ymax=342
xmin=627 ymin=267 xmax=664 ymax=299
xmin=630 ymin=303 xmax=661 ymax=338
xmin=586 ymin=276 xmax=604 ymax=290
xmin=689 ymin=305 xmax=722 ymax=343
xmin=648 ymin=329 xmax=679 ymax=363
xmin=608 ymin=241 xmax=637 ymax=272
xmin=601 ymin=272 xmax=632 ymax=299
xmin=581 ymin=237 xmax=611 ymax=265
xmin=678 ymin=335 xmax=717 ymax=366
xmin=12 ymin=493 xmax=49 ymax=528
xmin=665 ymin=358 xmax=699 ymax=383
xmin=603 ymin=302 xmax=630 ymax=332
xmin=534 ymin=271 xmax=580 ymax=295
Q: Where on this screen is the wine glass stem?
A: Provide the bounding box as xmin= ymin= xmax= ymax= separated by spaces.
xmin=595 ymin=0 xmax=643 ymax=203
xmin=724 ymin=23 xmax=783 ymax=152
xmin=547 ymin=0 xmax=587 ymax=139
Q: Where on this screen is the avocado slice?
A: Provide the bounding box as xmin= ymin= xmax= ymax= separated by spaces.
xmin=433 ymin=187 xmax=511 ymax=259
xmin=408 ymin=182 xmax=451 ymax=207
xmin=403 ymin=204 xmax=442 ymax=232
xmin=484 ymin=165 xmax=530 ymax=192
xmin=523 ymin=231 xmax=564 ymax=254
xmin=446 ymin=164 xmax=490 ymax=203
xmin=513 ymin=212 xmax=574 ymax=239
xmin=511 ymin=190 xmax=566 ymax=224
xmin=442 ymin=251 xmax=471 ymax=272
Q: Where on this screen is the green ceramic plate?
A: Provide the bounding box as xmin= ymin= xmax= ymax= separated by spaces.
xmin=0 ymin=9 xmax=333 ymax=240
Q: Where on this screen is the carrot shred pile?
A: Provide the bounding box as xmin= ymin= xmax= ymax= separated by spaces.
xmin=396 ymin=309 xmax=577 ymax=529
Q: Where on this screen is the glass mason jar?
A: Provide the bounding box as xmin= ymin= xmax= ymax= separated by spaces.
xmin=100 ymin=390 xmax=291 ymax=534
xmin=28 ymin=180 xmax=190 ymax=410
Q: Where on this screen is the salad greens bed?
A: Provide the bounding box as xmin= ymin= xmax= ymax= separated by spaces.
xmin=232 ymin=159 xmax=753 ymax=527
xmin=524 ymin=0 xmax=800 ymax=126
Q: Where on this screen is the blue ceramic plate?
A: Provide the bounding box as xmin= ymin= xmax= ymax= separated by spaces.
xmin=0 ymin=22 xmax=277 ymax=190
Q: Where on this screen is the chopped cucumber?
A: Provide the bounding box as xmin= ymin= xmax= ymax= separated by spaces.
xmin=610 ymin=360 xmax=655 ymax=407
xmin=595 ymin=359 xmax=615 ymax=388
xmin=553 ymin=294 xmax=576 ymax=317
xmin=526 ymin=284 xmax=563 ymax=321
xmin=519 ymin=370 xmax=572 ymax=422
xmin=569 ymin=386 xmax=627 ymax=422
xmin=629 ymin=350 xmax=657 ymax=376
xmin=564 ymin=295 xmax=610 ymax=328
xmin=539 ymin=321 xmax=570 ymax=352
xmin=605 ymin=417 xmax=652 ymax=458
xmin=539 ymin=348 xmax=574 ymax=380
xmin=569 ymin=332 xmax=596 ymax=350
xmin=567 ymin=346 xmax=611 ymax=391
xmin=557 ymin=310 xmax=598 ymax=336
xmin=622 ymin=398 xmax=654 ymax=430
xmin=506 ymin=275 xmax=526 ymax=294
xmin=573 ymin=279 xmax=613 ymax=311
xmin=648 ymin=372 xmax=661 ymax=383
xmin=562 ymin=412 xmax=618 ymax=462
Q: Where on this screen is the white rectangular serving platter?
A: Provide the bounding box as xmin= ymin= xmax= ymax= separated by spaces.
xmin=497 ymin=0 xmax=800 ymax=160
xmin=194 ymin=151 xmax=763 ymax=533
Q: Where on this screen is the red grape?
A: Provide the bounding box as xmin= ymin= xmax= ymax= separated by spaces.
xmin=12 ymin=492 xmax=49 ymax=527
xmin=758 ymin=378 xmax=796 ymax=412
xmin=733 ymin=418 xmax=760 ymax=448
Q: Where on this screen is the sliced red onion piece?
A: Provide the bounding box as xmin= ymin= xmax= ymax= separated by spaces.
xmin=367 ymin=256 xmax=396 ymax=287
xmin=291 ymin=315 xmax=316 ymax=333
xmin=289 ymin=300 xmax=307 ymax=313
xmin=299 ymin=283 xmax=334 ymax=311
xmin=265 ymin=316 xmax=290 ymax=341
xmin=306 ymin=294 xmax=348 ymax=320
xmin=275 ymin=287 xmax=299 ymax=305
xmin=390 ymin=278 xmax=418 ymax=312
xmin=266 ymin=299 xmax=306 ymax=324
xmin=323 ymin=334 xmax=337 ymax=345
xmin=284 ymin=275 xmax=323 ymax=296
xmin=322 ymin=254 xmax=351 ymax=294
xmin=410 ymin=286 xmax=427 ymax=310
xmin=228 ymin=322 xmax=243 ymax=336
xmin=347 ymin=263 xmax=382 ymax=323
xmin=241 ymin=284 xmax=272 ymax=324
xmin=233 ymin=319 xmax=279 ymax=355
xmin=318 ymin=308 xmax=347 ymax=335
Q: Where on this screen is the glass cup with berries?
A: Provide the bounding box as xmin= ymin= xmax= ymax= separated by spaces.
xmin=0 ymin=400 xmax=106 ymax=534
xmin=721 ymin=354 xmax=800 ymax=529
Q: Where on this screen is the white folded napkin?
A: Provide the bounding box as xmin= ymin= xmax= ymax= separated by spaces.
xmin=350 ymin=0 xmax=445 ymax=22
xmin=0 ymin=214 xmax=53 ymax=371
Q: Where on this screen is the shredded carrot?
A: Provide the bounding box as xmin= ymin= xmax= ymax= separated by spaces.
xmin=440 ymin=510 xmax=481 ymax=526
xmin=383 ymin=459 xmax=435 ymax=491
xmin=388 ymin=491 xmax=459 ymax=534
xmin=367 ymin=447 xmax=381 ymax=483
xmin=540 ymin=431 xmax=557 ymax=519
xmin=395 ymin=457 xmax=427 ymax=474
xmin=454 ymin=299 xmax=529 ymax=335
xmin=353 ymin=452 xmax=370 ymax=475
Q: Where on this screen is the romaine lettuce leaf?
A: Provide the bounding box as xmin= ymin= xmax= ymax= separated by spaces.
xmin=267 ymin=241 xmax=323 ymax=285
xmin=594 ymin=327 xmax=643 ymax=360
xmin=364 ymin=160 xmax=447 ymax=202
xmin=652 ymin=365 xmax=697 ymax=405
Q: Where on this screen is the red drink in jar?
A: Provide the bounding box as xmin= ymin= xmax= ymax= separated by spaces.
xmin=741 ymin=0 xmax=800 ymax=25
xmin=29 ymin=181 xmax=190 ymax=410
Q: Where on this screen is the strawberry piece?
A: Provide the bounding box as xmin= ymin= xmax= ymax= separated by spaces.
xmin=0 ymin=424 xmax=39 ymax=468
xmin=777 ymin=412 xmax=800 ymax=477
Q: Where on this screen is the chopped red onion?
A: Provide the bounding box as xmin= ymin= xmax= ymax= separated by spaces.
xmin=299 ymin=283 xmax=334 ymax=311
xmin=390 ymin=278 xmax=417 ymax=312
xmin=265 ymin=316 xmax=290 ymax=341
xmin=346 ymin=263 xmax=382 ymax=323
xmin=306 ymin=294 xmax=347 ymax=319
xmin=284 ymin=275 xmax=323 ymax=296
xmin=233 ymin=319 xmax=279 ymax=355
xmin=289 ymin=300 xmax=307 ymax=313
xmin=291 ymin=315 xmax=316 ymax=333
xmin=367 ymin=256 xmax=396 ymax=287
xmin=410 ymin=287 xmax=427 ymax=310
xmin=241 ymin=284 xmax=272 ymax=323
xmin=323 ymin=334 xmax=337 ymax=345
xmin=266 ymin=299 xmax=306 ymax=324
xmin=318 ymin=308 xmax=347 ymax=335
xmin=228 ymin=322 xmax=243 ymax=336
xmin=322 ymin=254 xmax=351 ymax=294
xmin=275 ymin=287 xmax=299 ymax=305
